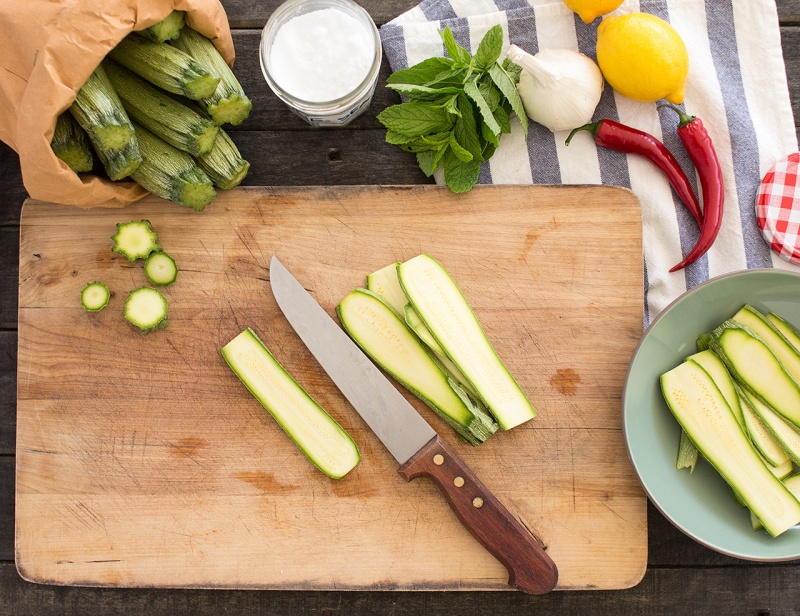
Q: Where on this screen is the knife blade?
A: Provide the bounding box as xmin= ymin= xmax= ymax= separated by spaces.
xmin=269 ymin=256 xmax=558 ymax=594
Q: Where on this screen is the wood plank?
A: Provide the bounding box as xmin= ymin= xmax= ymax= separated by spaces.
xmin=0 ymin=457 xmax=13 ymax=561
xmin=232 ymin=129 xmax=429 ymax=185
xmin=0 ymin=141 xmax=26 ymax=226
xmin=0 ymin=334 xmax=16 ymax=456
xmin=15 ymin=185 xmax=645 ymax=590
xmin=778 ymin=0 xmax=800 ymax=24
xmin=0 ymin=228 xmax=19 ymax=330
xmin=1 ymin=561 xmax=800 ymax=615
xmin=221 ymin=0 xmax=419 ymax=28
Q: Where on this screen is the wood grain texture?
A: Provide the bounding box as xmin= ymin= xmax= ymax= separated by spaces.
xmin=2 ymin=560 xmax=800 ymax=616
xmin=0 ymin=334 xmax=16 ymax=455
xmin=16 ymin=185 xmax=645 ymax=590
xmin=398 ymin=435 xmax=558 ymax=594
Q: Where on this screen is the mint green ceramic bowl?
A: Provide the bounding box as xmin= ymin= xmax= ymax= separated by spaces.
xmin=623 ymin=269 xmax=800 ymax=560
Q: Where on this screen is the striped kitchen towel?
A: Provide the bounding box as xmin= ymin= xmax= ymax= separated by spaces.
xmin=380 ymin=0 xmax=799 ymax=325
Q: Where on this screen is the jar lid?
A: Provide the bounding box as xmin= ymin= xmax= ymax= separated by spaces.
xmin=756 ymin=152 xmax=800 ymax=265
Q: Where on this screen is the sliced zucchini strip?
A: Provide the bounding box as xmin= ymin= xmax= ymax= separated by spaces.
xmin=398 ymin=254 xmax=536 ymax=430
xmin=80 ymin=281 xmax=110 ymax=312
xmin=710 ymin=321 xmax=800 ymax=428
xmin=337 ymin=289 xmax=497 ymax=445
xmin=222 ymin=328 xmax=360 ymax=479
xmin=661 ymin=361 xmax=800 ymax=537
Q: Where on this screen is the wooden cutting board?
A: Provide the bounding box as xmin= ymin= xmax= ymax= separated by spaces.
xmin=16 ymin=185 xmax=646 ymax=591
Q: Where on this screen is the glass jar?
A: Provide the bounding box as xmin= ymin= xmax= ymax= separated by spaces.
xmin=259 ymin=0 xmax=382 ymax=127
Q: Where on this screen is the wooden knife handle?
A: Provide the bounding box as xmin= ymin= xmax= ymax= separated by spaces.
xmin=398 ymin=434 xmax=558 ymax=594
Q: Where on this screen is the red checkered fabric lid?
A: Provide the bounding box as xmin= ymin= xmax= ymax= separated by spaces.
xmin=757 ymin=152 xmax=800 ymax=265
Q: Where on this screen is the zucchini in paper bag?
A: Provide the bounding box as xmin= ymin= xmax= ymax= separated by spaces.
xmin=171 ymin=27 xmax=253 ymax=126
xmin=108 ymin=33 xmax=220 ymax=100
xmin=51 ymin=113 xmax=94 ymax=173
xmin=130 ymin=123 xmax=216 ymax=211
xmin=69 ymin=64 xmax=142 ymax=180
xmin=104 ymin=60 xmax=219 ymax=157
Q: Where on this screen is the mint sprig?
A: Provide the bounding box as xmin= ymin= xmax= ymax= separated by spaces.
xmin=377 ymin=25 xmax=527 ymax=193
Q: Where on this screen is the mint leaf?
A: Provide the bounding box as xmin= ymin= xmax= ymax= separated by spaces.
xmin=481 ymin=119 xmax=500 ymax=146
xmin=385 ymin=130 xmax=415 ymax=145
xmin=440 ymin=27 xmax=471 ymax=67
xmin=493 ymin=104 xmax=511 ymax=134
xmin=501 ymin=58 xmax=522 ymax=82
xmin=427 ymin=68 xmax=466 ymax=88
xmin=443 ymin=95 xmax=461 ymax=117
xmin=449 ymin=132 xmax=473 ymax=162
xmin=478 ymin=77 xmax=502 ymax=110
xmin=416 ymin=150 xmax=439 ymax=176
xmin=489 ymin=63 xmax=528 ymax=137
xmin=474 ymin=25 xmax=503 ymax=70
xmin=400 ymin=132 xmax=451 ymax=153
xmin=387 ymin=57 xmax=454 ymax=85
xmin=454 ymin=93 xmax=483 ymax=161
xmin=444 ymin=151 xmax=481 ymax=193
xmin=378 ymin=102 xmax=454 ymax=138
xmin=386 ymin=83 xmax=462 ymax=101
xmin=464 ymin=80 xmax=501 ymax=137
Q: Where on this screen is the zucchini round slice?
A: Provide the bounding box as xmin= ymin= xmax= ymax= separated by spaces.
xmin=80 ymin=281 xmax=110 ymax=312
xmin=144 ymin=252 xmax=178 ymax=286
xmin=112 ymin=220 xmax=161 ymax=261
xmin=124 ymin=286 xmax=168 ymax=333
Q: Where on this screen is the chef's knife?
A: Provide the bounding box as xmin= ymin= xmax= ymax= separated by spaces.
xmin=269 ymin=256 xmax=558 ymax=594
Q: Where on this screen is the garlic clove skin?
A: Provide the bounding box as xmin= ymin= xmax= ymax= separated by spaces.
xmin=506 ymin=45 xmax=604 ymax=133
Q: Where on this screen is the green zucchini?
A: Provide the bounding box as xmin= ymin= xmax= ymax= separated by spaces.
xmin=170 ymin=27 xmax=253 ymax=126
xmin=337 ymin=289 xmax=497 ymax=444
xmin=403 ymin=302 xmax=478 ymax=397
xmin=366 ymin=262 xmax=407 ymax=316
xmin=80 ymin=281 xmax=110 ymax=312
xmin=51 ymin=112 xmax=94 ymax=173
xmin=366 ymin=262 xmax=479 ymax=398
xmin=221 ymin=328 xmax=360 ymax=479
xmin=139 ymin=10 xmax=186 ymax=43
xmin=740 ymin=387 xmax=800 ymax=465
xmin=767 ymin=312 xmax=800 ymax=354
xmin=710 ymin=321 xmax=800 ymax=428
xmin=111 ymin=220 xmax=161 ymax=262
xmin=732 ymin=305 xmax=800 ymax=382
xmin=737 ymin=386 xmax=790 ymax=468
xmin=144 ymin=252 xmax=178 ymax=286
xmin=397 ymin=254 xmax=536 ymax=430
xmin=124 ymin=287 xmax=168 ymax=333
xmin=108 ymin=33 xmax=220 ymax=100
xmin=660 ymin=360 xmax=800 ymax=537
xmin=751 ymin=474 xmax=800 ymax=531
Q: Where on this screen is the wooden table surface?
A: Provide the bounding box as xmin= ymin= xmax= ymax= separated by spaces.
xmin=2 ymin=1 xmax=800 ymax=613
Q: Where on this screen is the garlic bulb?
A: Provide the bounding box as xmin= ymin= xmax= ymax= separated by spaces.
xmin=506 ymin=45 xmax=604 ymax=133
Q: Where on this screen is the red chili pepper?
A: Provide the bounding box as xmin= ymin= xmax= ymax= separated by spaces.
xmin=566 ymin=119 xmax=703 ymax=227
xmin=659 ymin=104 xmax=724 ymax=273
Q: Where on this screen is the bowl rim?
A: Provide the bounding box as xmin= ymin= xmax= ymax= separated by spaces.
xmin=622 ymin=267 xmax=800 ymax=561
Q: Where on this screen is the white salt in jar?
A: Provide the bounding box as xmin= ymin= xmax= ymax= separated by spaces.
xmin=260 ymin=0 xmax=382 ymax=126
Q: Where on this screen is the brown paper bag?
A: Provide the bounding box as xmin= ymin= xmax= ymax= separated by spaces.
xmin=0 ymin=0 xmax=235 ymax=208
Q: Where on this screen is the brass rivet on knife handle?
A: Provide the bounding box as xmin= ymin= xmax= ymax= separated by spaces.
xmin=398 ymin=435 xmax=558 ymax=594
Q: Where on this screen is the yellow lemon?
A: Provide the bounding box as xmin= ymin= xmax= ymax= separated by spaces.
xmin=562 ymin=0 xmax=624 ymax=24
xmin=596 ymin=12 xmax=689 ymax=104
